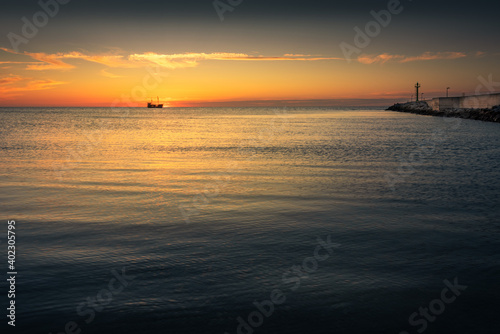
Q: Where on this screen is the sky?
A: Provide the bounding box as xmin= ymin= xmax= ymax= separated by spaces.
xmin=0 ymin=0 xmax=499 ymax=107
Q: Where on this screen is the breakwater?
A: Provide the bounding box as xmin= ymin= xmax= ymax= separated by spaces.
xmin=387 ymin=101 xmax=500 ymax=123
xmin=428 ymin=93 xmax=500 ymax=110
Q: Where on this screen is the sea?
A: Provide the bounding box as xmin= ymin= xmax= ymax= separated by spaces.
xmin=0 ymin=107 xmax=499 ymax=334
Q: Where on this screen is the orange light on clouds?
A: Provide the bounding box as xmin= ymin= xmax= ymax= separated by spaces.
xmin=0 ymin=46 xmax=496 ymax=107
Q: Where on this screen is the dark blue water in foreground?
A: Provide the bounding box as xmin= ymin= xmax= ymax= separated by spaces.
xmin=1 ymin=107 xmax=499 ymax=334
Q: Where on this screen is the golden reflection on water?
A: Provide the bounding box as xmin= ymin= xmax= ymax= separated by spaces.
xmin=1 ymin=108 xmax=412 ymax=224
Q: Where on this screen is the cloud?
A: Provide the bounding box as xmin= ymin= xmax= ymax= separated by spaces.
xmin=0 ymin=75 xmax=67 ymax=97
xmin=25 ymin=52 xmax=77 ymax=70
xmin=0 ymin=47 xmax=478 ymax=72
xmin=128 ymin=52 xmax=345 ymax=68
xmin=357 ymin=53 xmax=402 ymax=64
xmin=0 ymin=75 xmax=24 ymax=85
xmin=128 ymin=52 xmax=216 ymax=69
xmin=357 ymin=51 xmax=467 ymax=64
xmin=100 ymin=68 xmax=124 ymax=78
xmin=1 ymin=47 xmax=344 ymax=72
xmin=400 ymin=51 xmax=467 ymax=63
xmin=283 ymin=54 xmax=311 ymax=57
xmin=72 ymin=54 xmax=136 ymax=68
xmin=0 ymin=61 xmax=37 ymax=65
xmin=0 ymin=47 xmax=134 ymax=70
xmin=1 ymin=48 xmax=74 ymax=70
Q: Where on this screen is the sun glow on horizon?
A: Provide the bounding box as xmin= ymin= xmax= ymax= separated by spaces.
xmin=0 ymin=32 xmax=498 ymax=107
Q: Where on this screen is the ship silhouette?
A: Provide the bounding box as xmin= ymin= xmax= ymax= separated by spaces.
xmin=147 ymin=97 xmax=163 ymax=108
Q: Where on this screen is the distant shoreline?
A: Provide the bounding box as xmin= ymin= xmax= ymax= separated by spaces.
xmin=387 ymin=101 xmax=500 ymax=123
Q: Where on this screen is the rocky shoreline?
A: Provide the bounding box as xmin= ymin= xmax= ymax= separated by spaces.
xmin=387 ymin=102 xmax=500 ymax=123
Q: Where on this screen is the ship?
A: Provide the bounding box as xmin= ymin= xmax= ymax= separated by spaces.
xmin=147 ymin=97 xmax=163 ymax=108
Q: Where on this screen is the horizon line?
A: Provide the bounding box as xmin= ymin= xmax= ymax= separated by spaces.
xmin=0 ymin=98 xmax=408 ymax=108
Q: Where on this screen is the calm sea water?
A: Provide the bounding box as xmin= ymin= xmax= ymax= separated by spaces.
xmin=1 ymin=107 xmax=499 ymax=334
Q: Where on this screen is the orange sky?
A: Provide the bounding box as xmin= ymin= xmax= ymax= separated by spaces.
xmin=1 ymin=1 xmax=499 ymax=107
xmin=1 ymin=47 xmax=497 ymax=107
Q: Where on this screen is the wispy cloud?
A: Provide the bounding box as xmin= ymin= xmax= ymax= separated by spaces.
xmin=283 ymin=53 xmax=312 ymax=57
xmin=1 ymin=48 xmax=344 ymax=72
xmin=25 ymin=52 xmax=77 ymax=70
xmin=0 ymin=75 xmax=24 ymax=85
xmin=0 ymin=47 xmax=480 ymax=72
xmin=0 ymin=48 xmax=133 ymax=71
xmin=357 ymin=51 xmax=467 ymax=64
xmin=0 ymin=61 xmax=38 ymax=65
xmin=0 ymin=75 xmax=67 ymax=97
xmin=100 ymin=68 xmax=124 ymax=78
xmin=129 ymin=52 xmax=344 ymax=68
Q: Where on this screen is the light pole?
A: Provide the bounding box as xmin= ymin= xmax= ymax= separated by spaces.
xmin=415 ymin=82 xmax=421 ymax=102
xmin=446 ymin=87 xmax=450 ymax=98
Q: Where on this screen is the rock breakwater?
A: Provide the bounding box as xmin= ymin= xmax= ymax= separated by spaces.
xmin=387 ymin=102 xmax=500 ymax=123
